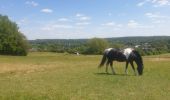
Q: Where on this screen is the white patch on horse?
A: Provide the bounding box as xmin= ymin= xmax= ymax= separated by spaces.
xmin=123 ymin=48 xmax=133 ymax=59
xmin=104 ymin=48 xmax=112 ymax=54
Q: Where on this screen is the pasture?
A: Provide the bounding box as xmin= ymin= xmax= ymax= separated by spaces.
xmin=0 ymin=52 xmax=169 ymax=100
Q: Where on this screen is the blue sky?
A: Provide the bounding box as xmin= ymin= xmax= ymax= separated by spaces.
xmin=0 ymin=0 xmax=170 ymax=39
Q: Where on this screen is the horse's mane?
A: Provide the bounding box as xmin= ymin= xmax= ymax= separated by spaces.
xmin=133 ymin=50 xmax=143 ymax=65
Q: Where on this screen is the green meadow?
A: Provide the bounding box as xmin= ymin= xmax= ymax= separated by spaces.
xmin=0 ymin=52 xmax=169 ymax=100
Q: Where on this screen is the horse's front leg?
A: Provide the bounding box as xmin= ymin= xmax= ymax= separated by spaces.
xmin=125 ymin=61 xmax=129 ymax=75
xmin=110 ymin=61 xmax=116 ymax=75
xmin=130 ymin=61 xmax=136 ymax=75
xmin=105 ymin=60 xmax=109 ymax=74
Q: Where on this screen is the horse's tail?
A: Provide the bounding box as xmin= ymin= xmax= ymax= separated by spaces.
xmin=98 ymin=52 xmax=107 ymax=68
xmin=133 ymin=50 xmax=144 ymax=75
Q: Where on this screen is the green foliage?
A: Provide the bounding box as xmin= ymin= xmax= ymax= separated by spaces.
xmin=0 ymin=14 xmax=29 ymax=56
xmin=84 ymin=38 xmax=109 ymax=54
xmin=110 ymin=42 xmax=125 ymax=49
xmin=30 ymin=36 xmax=170 ymax=55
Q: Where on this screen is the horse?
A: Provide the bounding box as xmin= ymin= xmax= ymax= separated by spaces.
xmin=98 ymin=48 xmax=144 ymax=75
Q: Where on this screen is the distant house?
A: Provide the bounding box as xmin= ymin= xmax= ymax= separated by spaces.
xmin=74 ymin=52 xmax=80 ymax=56
xmin=135 ymin=45 xmax=141 ymax=48
xmin=29 ymin=48 xmax=38 ymax=52
xmin=142 ymin=43 xmax=152 ymax=50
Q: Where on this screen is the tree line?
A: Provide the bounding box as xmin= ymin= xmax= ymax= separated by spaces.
xmin=30 ymin=36 xmax=170 ymax=56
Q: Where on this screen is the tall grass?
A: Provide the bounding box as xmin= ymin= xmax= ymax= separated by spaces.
xmin=0 ymin=52 xmax=169 ymax=100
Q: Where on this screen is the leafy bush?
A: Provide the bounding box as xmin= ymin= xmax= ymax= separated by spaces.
xmin=83 ymin=38 xmax=109 ymax=54
xmin=0 ymin=14 xmax=29 ymax=56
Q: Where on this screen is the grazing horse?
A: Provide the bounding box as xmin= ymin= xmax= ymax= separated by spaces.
xmin=98 ymin=48 xmax=144 ymax=75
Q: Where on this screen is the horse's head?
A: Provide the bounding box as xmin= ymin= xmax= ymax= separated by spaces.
xmin=131 ymin=50 xmax=144 ymax=76
xmin=137 ymin=64 xmax=143 ymax=75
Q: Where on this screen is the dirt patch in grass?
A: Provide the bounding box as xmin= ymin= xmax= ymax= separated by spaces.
xmin=145 ymin=57 xmax=170 ymax=61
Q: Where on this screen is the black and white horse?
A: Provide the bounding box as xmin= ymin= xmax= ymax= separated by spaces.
xmin=99 ymin=48 xmax=144 ymax=75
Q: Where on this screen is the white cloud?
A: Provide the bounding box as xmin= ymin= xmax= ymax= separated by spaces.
xmin=76 ymin=22 xmax=90 ymax=25
xmin=102 ymin=22 xmax=115 ymax=26
xmin=25 ymin=1 xmax=38 ymax=7
xmin=127 ymin=20 xmax=139 ymax=28
xmin=79 ymin=16 xmax=91 ymax=21
xmin=41 ymin=8 xmax=53 ymax=13
xmin=58 ymin=18 xmax=70 ymax=22
xmin=100 ymin=22 xmax=123 ymax=31
xmin=76 ymin=13 xmax=84 ymax=17
xmin=17 ymin=19 xmax=27 ymax=25
xmin=75 ymin=13 xmax=91 ymax=21
xmin=42 ymin=24 xmax=73 ymax=31
xmin=74 ymin=13 xmax=91 ymax=27
xmin=101 ymin=22 xmax=123 ymax=31
xmin=53 ymin=25 xmax=73 ymax=29
xmin=145 ymin=12 xmax=167 ymax=18
xmin=152 ymin=20 xmax=165 ymax=23
xmin=127 ymin=20 xmax=154 ymax=29
xmin=152 ymin=0 xmax=170 ymax=7
xmin=137 ymin=0 xmax=170 ymax=7
xmin=145 ymin=12 xmax=170 ymax=23
xmin=117 ymin=24 xmax=123 ymax=27
xmin=137 ymin=1 xmax=147 ymax=7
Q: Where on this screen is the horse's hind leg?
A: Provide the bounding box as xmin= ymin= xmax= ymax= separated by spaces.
xmin=110 ymin=61 xmax=116 ymax=75
xmin=125 ymin=61 xmax=129 ymax=75
xmin=130 ymin=61 xmax=136 ymax=75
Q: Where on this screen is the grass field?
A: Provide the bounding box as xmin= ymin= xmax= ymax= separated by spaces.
xmin=0 ymin=52 xmax=169 ymax=100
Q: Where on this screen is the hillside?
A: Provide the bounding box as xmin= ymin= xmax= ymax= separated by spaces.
xmin=30 ymin=36 xmax=170 ymax=45
xmin=29 ymin=36 xmax=170 ymax=55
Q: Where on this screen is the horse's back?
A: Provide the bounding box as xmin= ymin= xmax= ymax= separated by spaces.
xmin=107 ymin=48 xmax=126 ymax=61
xmin=123 ymin=48 xmax=134 ymax=59
xmin=104 ymin=48 xmax=113 ymax=54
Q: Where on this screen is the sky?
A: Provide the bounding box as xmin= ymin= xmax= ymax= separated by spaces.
xmin=0 ymin=0 xmax=170 ymax=40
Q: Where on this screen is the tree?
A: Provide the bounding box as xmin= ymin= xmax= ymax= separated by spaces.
xmin=0 ymin=14 xmax=29 ymax=56
xmin=84 ymin=38 xmax=109 ymax=54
